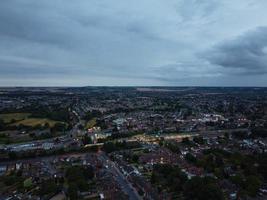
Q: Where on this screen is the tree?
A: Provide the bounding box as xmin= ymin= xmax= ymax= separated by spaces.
xmin=83 ymin=110 xmax=102 ymax=121
xmin=193 ymin=136 xmax=205 ymax=145
xmin=158 ymin=138 xmax=164 ymax=146
xmin=103 ymin=142 xmax=117 ymax=153
xmin=52 ymin=122 xmax=66 ymax=132
xmin=39 ymin=179 xmax=59 ymax=196
xmin=164 ymin=141 xmax=180 ymax=154
xmin=0 ymin=119 xmax=5 ymax=131
xmin=184 ymin=177 xmax=202 ymax=199
xmin=250 ymin=128 xmax=267 ymax=138
xmin=182 ymin=137 xmax=194 ymax=146
xmin=224 ymin=132 xmax=229 ymax=140
xmin=198 ymin=184 xmax=224 ymax=200
xmin=84 ymin=165 xmax=95 ymax=179
xmin=68 ymin=183 xmax=78 ymax=200
xmin=66 ymin=166 xmax=94 ymax=194
xmin=3 ymin=175 xmax=22 ymax=186
xmin=230 ymin=174 xmax=244 ymax=188
xmin=82 ymin=134 xmax=92 ymax=145
xmin=183 ymin=177 xmax=224 ymax=200
xmin=43 ymin=122 xmax=50 ymax=129
xmin=151 ymin=164 xmax=188 ymax=194
xmin=258 ymin=153 xmax=267 ymax=179
xmin=23 ymin=178 xmax=32 ymax=188
xmin=8 ymin=151 xmax=17 ymax=160
xmin=185 ymin=153 xmax=197 ymax=164
xmin=245 ymin=175 xmax=262 ymax=197
xmin=78 ymin=124 xmax=83 ymax=130
xmin=132 ymin=154 xmax=139 ymax=163
xmin=231 ymin=130 xmax=248 ymax=139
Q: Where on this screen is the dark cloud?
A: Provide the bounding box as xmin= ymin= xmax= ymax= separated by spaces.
xmin=203 ymin=27 xmax=267 ymax=75
xmin=0 ymin=0 xmax=267 ymax=86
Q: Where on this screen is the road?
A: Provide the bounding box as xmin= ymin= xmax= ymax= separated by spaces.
xmin=70 ymin=109 xmax=86 ymax=138
xmin=98 ymin=152 xmax=142 ymax=200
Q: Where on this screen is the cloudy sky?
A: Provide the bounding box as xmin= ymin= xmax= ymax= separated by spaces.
xmin=1 ymin=0 xmax=267 ymax=86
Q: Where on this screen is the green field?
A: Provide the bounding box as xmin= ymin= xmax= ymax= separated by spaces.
xmin=85 ymin=118 xmax=97 ymax=129
xmin=0 ymin=113 xmax=67 ymax=144
xmin=0 ymin=113 xmax=31 ymax=123
xmin=12 ymin=118 xmax=64 ymax=127
xmin=0 ymin=112 xmax=66 ymax=128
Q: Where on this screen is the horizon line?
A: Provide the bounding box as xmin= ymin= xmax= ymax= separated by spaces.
xmin=0 ymin=86 xmax=267 ymax=88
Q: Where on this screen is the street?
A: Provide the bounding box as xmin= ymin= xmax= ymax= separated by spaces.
xmin=98 ymin=152 xmax=142 ymax=200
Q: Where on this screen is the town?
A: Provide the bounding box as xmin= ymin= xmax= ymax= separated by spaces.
xmin=0 ymin=87 xmax=267 ymax=200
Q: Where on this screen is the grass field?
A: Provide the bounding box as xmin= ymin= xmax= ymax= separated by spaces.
xmin=0 ymin=112 xmax=65 ymax=128
xmin=0 ymin=113 xmax=31 ymax=123
xmin=85 ymin=118 xmax=97 ymax=129
xmin=12 ymin=118 xmax=63 ymax=127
